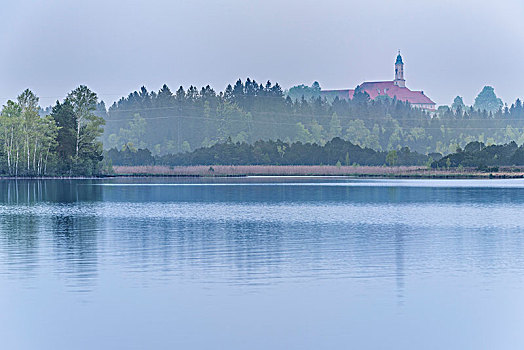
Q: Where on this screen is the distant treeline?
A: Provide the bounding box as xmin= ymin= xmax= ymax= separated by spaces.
xmin=106 ymin=138 xmax=434 ymax=167
xmin=434 ymin=141 xmax=524 ymax=169
xmin=107 ymin=139 xmax=524 ymax=171
xmin=6 ymin=78 xmax=524 ymax=176
xmin=103 ymin=80 xmax=524 ymax=156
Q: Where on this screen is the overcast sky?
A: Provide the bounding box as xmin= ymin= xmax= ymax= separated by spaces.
xmin=2 ymin=0 xmax=524 ymax=108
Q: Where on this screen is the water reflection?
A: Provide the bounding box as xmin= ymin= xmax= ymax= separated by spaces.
xmin=4 ymin=178 xmax=524 ymax=349
xmin=51 ymin=215 xmax=99 ymax=293
xmin=0 ymin=178 xmax=524 ymax=296
xmin=0 ymin=214 xmax=39 ymax=279
xmin=395 ymin=228 xmax=405 ymax=304
xmin=0 ymin=179 xmax=103 ymax=204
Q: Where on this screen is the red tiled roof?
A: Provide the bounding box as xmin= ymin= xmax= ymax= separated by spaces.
xmin=347 ymin=81 xmax=435 ymax=105
xmin=322 ymin=81 xmax=435 ymax=105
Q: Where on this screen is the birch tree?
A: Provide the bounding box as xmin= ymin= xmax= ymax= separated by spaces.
xmin=66 ymin=85 xmax=105 ymax=175
xmin=0 ymin=91 xmax=59 ymax=176
xmin=18 ymin=89 xmax=40 ymax=174
xmin=0 ymin=101 xmax=22 ymax=175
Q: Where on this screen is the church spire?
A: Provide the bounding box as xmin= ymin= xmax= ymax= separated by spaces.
xmin=394 ymin=51 xmax=405 ymax=87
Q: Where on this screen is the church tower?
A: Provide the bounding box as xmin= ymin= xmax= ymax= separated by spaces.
xmin=394 ymin=51 xmax=405 ymax=87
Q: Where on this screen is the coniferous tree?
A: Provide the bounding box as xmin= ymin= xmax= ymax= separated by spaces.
xmin=474 ymin=86 xmax=503 ymax=113
xmin=51 ymin=100 xmax=77 ymax=174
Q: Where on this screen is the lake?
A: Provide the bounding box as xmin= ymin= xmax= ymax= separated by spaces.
xmin=1 ymin=177 xmax=524 ymax=349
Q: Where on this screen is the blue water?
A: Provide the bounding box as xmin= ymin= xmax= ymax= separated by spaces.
xmin=1 ymin=177 xmax=524 ymax=349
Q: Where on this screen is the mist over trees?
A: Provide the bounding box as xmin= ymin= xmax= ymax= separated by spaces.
xmin=104 ymin=80 xmax=524 ymax=157
xmin=107 ymin=138 xmax=430 ymax=167
xmin=2 ymin=79 xmax=524 ymax=176
xmin=286 ymin=82 xmax=321 ymax=101
xmin=473 ymin=86 xmax=503 ymax=113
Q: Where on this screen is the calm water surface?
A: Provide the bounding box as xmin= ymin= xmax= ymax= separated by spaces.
xmin=1 ymin=177 xmax=524 ymax=349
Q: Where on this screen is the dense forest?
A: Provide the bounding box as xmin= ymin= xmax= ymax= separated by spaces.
xmin=434 ymin=141 xmax=524 ymax=169
xmin=107 ymin=138 xmax=524 ymax=170
xmin=3 ymin=79 xmax=524 ymax=176
xmin=103 ymin=80 xmax=524 ymax=156
xmin=0 ymin=86 xmax=105 ymax=176
xmin=106 ymin=138 xmax=432 ymax=167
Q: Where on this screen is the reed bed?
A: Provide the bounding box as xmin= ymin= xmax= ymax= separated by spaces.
xmin=111 ymin=165 xmax=507 ymax=177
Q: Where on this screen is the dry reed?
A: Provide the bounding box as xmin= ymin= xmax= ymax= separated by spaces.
xmin=111 ymin=165 xmax=486 ymax=177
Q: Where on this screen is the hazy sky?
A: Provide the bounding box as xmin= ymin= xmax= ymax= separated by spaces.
xmin=2 ymin=0 xmax=524 ymax=107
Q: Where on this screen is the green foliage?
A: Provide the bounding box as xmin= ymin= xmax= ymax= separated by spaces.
xmin=0 ymin=90 xmax=59 ymax=176
xmin=51 ymin=100 xmax=77 ymax=174
xmin=0 ymin=87 xmax=106 ymax=176
xmin=287 ymin=82 xmax=321 ymax=101
xmin=474 ymin=86 xmax=503 ymax=113
xmin=451 ymin=96 xmax=466 ymax=115
xmin=66 ymin=85 xmax=106 ymax=175
xmin=6 ymin=79 xmax=524 ymax=177
xmin=433 ymin=141 xmax=524 ymax=168
xmin=105 ymin=146 xmax=154 ymax=166
xmin=277 ymin=144 xmax=286 ymax=158
xmin=425 ymin=157 xmax=434 ymax=169
xmin=386 ymin=150 xmax=398 ymax=166
xmin=100 ymin=157 xmax=114 ymax=175
xmin=151 ymin=138 xmax=429 ymax=166
xmin=115 ymin=114 xmax=147 ymax=149
xmin=328 ymin=112 xmax=342 ymax=139
xmin=103 ymin=79 xmax=524 ymax=159
xmin=352 ymin=85 xmax=371 ymax=105
xmin=181 ymin=141 xmax=191 ymax=153
xmin=295 ymin=122 xmax=313 ymax=144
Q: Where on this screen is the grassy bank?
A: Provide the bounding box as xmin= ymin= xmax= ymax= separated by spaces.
xmin=111 ymin=165 xmax=524 ymax=178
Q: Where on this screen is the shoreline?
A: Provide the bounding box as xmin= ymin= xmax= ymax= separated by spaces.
xmin=2 ymin=165 xmax=524 ymax=179
xmin=110 ymin=165 xmax=524 ymax=179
